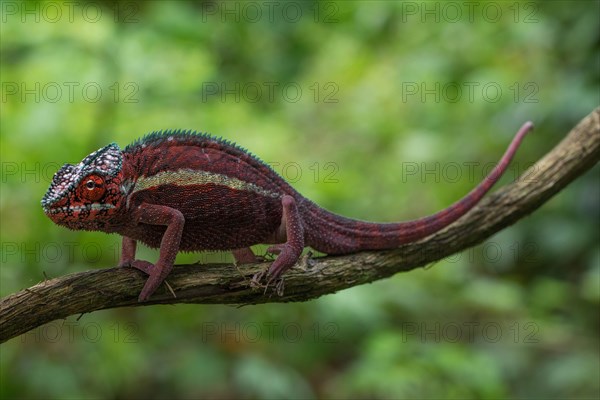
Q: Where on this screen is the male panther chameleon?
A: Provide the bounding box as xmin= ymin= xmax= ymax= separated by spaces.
xmin=42 ymin=122 xmax=533 ymax=301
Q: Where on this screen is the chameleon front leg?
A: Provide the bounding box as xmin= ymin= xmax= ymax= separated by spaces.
xmin=129 ymin=203 xmax=185 ymax=302
xmin=118 ymin=236 xmax=154 ymax=274
xmin=253 ymin=195 xmax=305 ymax=285
xmin=119 ymin=236 xmax=136 ymax=266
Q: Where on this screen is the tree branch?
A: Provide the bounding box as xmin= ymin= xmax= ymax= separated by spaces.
xmin=1 ymin=108 xmax=598 ymax=343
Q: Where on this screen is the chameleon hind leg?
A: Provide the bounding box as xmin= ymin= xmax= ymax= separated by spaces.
xmin=252 ymin=195 xmax=305 ymax=288
xmin=232 ymin=247 xmax=263 ymax=264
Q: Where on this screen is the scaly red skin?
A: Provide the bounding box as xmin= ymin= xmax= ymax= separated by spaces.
xmin=42 ymin=122 xmax=534 ymax=301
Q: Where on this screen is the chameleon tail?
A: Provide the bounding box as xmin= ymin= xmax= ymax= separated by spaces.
xmin=301 ymin=121 xmax=534 ymax=255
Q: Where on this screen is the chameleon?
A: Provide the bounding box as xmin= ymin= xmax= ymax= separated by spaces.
xmin=42 ymin=121 xmax=533 ymax=301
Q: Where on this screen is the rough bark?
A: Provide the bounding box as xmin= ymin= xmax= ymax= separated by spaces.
xmin=1 ymin=108 xmax=598 ymax=343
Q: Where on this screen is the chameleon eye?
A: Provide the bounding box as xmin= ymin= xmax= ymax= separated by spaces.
xmin=78 ymin=174 xmax=106 ymax=202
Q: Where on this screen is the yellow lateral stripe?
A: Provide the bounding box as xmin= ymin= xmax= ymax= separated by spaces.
xmin=132 ymin=169 xmax=280 ymax=198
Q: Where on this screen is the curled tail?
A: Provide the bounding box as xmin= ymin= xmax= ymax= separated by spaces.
xmin=301 ymin=122 xmax=534 ymax=255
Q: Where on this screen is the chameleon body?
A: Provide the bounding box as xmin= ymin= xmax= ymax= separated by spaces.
xmin=42 ymin=122 xmax=533 ymax=301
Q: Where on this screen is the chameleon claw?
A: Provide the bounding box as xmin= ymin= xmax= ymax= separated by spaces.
xmin=249 ymin=268 xmax=286 ymax=296
xmin=249 ymin=269 xmax=286 ymax=296
xmin=274 ymin=277 xmax=285 ymax=296
xmin=250 ymin=269 xmax=268 ymax=289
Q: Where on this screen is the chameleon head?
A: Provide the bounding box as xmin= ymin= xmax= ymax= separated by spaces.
xmin=41 ymin=143 xmax=126 ymax=231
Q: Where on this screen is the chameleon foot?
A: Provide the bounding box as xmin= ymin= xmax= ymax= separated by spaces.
xmin=126 ymin=260 xmax=155 ymax=275
xmin=250 ymin=268 xmax=287 ymax=297
xmin=121 ymin=260 xmax=176 ymax=301
xmin=250 ymin=269 xmax=269 ymax=290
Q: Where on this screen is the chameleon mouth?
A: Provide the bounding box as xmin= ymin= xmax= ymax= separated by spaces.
xmin=43 ymin=203 xmax=115 ymax=215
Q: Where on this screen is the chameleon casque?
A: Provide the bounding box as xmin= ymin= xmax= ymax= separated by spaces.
xmin=42 ymin=122 xmax=533 ymax=301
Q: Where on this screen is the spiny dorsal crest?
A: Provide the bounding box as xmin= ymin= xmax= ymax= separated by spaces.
xmin=41 ymin=143 xmax=122 ymax=208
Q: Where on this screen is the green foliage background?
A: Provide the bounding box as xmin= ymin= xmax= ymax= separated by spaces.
xmin=1 ymin=1 xmax=598 ymax=398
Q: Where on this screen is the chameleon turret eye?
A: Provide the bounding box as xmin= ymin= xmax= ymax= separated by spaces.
xmin=78 ymin=174 xmax=106 ymax=202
